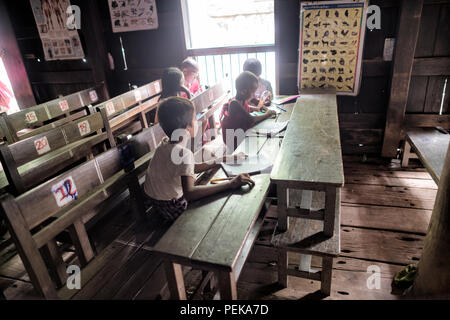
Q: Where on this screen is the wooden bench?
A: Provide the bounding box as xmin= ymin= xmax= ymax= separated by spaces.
xmin=1 ymin=83 xmax=108 ymax=143
xmin=402 ymin=127 xmax=450 ymax=185
xmin=151 ymin=109 xmax=286 ymax=300
xmin=96 ymin=80 xmax=162 ymax=136
xmin=0 ymin=109 xmax=115 ymax=195
xmin=270 ymin=93 xmax=344 ymax=296
xmin=0 ymin=123 xmax=166 ymax=299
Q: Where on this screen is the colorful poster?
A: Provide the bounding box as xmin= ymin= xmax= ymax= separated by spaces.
xmin=30 ymin=0 xmax=85 ymax=61
xmin=108 ymin=0 xmax=159 ymax=33
xmin=298 ymin=1 xmax=367 ymax=96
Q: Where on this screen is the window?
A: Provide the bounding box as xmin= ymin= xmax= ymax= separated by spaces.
xmin=181 ymin=0 xmax=275 ymax=50
xmin=181 ymin=0 xmax=276 ymax=95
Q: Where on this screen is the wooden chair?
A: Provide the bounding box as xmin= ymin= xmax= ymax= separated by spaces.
xmin=96 ymin=80 xmax=162 ymax=136
xmin=0 ymin=123 xmax=166 ymax=299
xmin=0 ymin=109 xmax=115 ymax=195
xmin=1 ymin=83 xmax=108 ymax=143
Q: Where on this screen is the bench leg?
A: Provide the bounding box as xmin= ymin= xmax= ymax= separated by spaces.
xmin=323 ymin=187 xmax=338 ymax=237
xmin=139 ymin=111 xmax=149 ymax=129
xmin=402 ymin=140 xmax=412 ymax=167
xmin=164 ymin=261 xmax=186 ymax=300
xmin=217 ymin=270 xmax=237 ymax=300
xmin=68 ymin=220 xmax=94 ymax=267
xmin=277 ymin=185 xmax=289 ymax=232
xmin=278 ymin=248 xmax=288 ymax=288
xmin=40 ymin=239 xmax=67 ymax=288
xmin=320 ymin=256 xmax=333 ymax=296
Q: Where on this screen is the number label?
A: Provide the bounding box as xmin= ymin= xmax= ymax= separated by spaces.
xmin=89 ymin=90 xmax=98 ymax=102
xmin=154 ymin=81 xmax=161 ymax=93
xmin=77 ymin=120 xmax=91 ymax=136
xmin=34 ymin=136 xmax=51 ymax=155
xmin=59 ymin=100 xmax=69 ymax=112
xmin=105 ymin=102 xmax=115 ymax=116
xmin=25 ymin=111 xmax=38 ymax=124
xmin=51 ymin=176 xmax=78 ymax=207
xmin=134 ymin=89 xmax=142 ymax=102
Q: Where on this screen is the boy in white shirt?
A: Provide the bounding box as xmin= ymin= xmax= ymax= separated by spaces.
xmin=143 ymin=97 xmax=253 ymax=221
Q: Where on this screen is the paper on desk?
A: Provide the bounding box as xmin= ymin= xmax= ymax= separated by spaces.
xmin=251 ymin=121 xmax=289 ymax=136
xmin=221 ymin=154 xmax=273 ymax=177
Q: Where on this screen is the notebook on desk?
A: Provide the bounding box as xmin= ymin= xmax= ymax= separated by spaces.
xmin=250 ymin=121 xmax=289 ymax=136
xmin=221 ymin=154 xmax=273 ymax=177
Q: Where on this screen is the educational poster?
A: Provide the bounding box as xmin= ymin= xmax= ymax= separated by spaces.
xmin=30 ymin=0 xmax=85 ymax=61
xmin=298 ymin=1 xmax=367 ymax=96
xmin=108 ymin=0 xmax=159 ymax=33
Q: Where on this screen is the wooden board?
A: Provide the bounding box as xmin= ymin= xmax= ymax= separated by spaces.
xmin=271 ymin=94 xmax=344 ymax=188
xmin=153 ymin=175 xmax=271 ymax=271
xmin=407 ymin=128 xmax=450 ymax=184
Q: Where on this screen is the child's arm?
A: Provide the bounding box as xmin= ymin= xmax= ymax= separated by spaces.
xmin=251 ymin=109 xmax=276 ymax=125
xmin=181 ymin=174 xmax=254 ymax=202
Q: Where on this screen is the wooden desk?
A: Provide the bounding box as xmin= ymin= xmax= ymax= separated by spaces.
xmin=403 ymin=128 xmax=450 ymax=185
xmin=270 ymin=93 xmax=344 ymax=296
xmin=152 ymin=103 xmax=294 ymax=300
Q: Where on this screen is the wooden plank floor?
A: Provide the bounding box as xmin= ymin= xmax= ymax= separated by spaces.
xmin=0 ymin=156 xmax=434 ymax=300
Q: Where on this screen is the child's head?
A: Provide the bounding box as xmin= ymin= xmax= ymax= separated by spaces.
xmin=181 ymin=58 xmax=199 ymax=84
xmin=235 ymin=71 xmax=259 ymax=101
xmin=157 ymin=97 xmax=197 ymax=139
xmin=161 ymin=67 xmax=185 ymax=97
xmin=243 ymin=58 xmax=262 ymax=78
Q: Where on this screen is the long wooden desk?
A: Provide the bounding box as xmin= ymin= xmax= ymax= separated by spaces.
xmin=403 ymin=128 xmax=450 ymax=185
xmin=270 ymin=93 xmax=344 ymax=296
xmin=151 ymin=103 xmax=294 ymax=300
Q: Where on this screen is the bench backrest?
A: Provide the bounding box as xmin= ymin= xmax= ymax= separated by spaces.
xmin=192 ymin=81 xmax=228 ymax=116
xmin=0 ymin=108 xmax=115 ymax=194
xmin=97 ymin=80 xmax=161 ymax=119
xmin=3 ymin=83 xmax=108 ymax=143
xmin=0 ymin=122 xmax=165 ymax=299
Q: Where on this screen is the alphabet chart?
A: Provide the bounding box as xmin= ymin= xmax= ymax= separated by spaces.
xmin=298 ymin=1 xmax=367 ymax=95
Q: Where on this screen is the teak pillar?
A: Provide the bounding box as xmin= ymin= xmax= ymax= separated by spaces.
xmin=381 ymin=0 xmax=423 ymax=158
xmin=411 ymin=145 xmax=450 ymax=297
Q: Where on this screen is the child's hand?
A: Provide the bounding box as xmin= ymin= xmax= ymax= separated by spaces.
xmin=266 ymin=109 xmax=276 ymax=117
xmin=229 ymin=173 xmax=255 ymax=189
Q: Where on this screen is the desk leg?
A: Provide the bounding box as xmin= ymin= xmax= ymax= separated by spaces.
xmin=277 ymin=184 xmax=289 ymax=232
xmin=164 ymin=261 xmax=186 ymax=300
xmin=402 ymin=140 xmax=412 ymax=167
xmin=324 ymin=187 xmax=338 ymax=237
xmin=217 ymin=271 xmax=237 ymax=300
xmin=320 ymin=256 xmax=333 ymax=296
xmin=278 ymin=248 xmax=288 ymax=288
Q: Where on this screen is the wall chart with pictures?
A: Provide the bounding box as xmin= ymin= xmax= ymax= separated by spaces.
xmin=298 ymin=0 xmax=367 ymax=96
xmin=30 ymin=0 xmax=85 ymax=61
xmin=108 ymin=0 xmax=159 ymax=33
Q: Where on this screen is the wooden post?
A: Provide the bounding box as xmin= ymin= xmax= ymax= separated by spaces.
xmin=164 ymin=261 xmax=186 ymax=300
xmin=381 ymin=0 xmax=424 ymax=158
xmin=0 ymin=0 xmax=36 ymax=109
xmin=411 ymin=145 xmax=450 ymax=297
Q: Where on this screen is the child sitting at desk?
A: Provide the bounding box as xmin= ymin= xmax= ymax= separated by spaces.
xmin=160 ymin=67 xmax=192 ymax=100
xmin=220 ymin=71 xmax=276 ymax=152
xmin=155 ymin=67 xmax=192 ymax=123
xmin=144 ymin=96 xmax=254 ymax=221
xmin=181 ymin=58 xmax=202 ymax=96
xmin=243 ymin=58 xmax=273 ymax=109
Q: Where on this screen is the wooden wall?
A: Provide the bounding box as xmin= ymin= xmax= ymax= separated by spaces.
xmin=4 ymin=0 xmax=450 ymax=156
xmin=277 ymin=0 xmax=450 ymax=155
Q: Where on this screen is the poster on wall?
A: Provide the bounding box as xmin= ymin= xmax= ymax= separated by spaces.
xmin=108 ymin=0 xmax=159 ymax=33
xmin=298 ymin=0 xmax=368 ymax=96
xmin=30 ymin=0 xmax=85 ymax=61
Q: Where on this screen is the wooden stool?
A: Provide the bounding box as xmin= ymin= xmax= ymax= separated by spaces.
xmin=271 ymin=189 xmax=340 ymax=296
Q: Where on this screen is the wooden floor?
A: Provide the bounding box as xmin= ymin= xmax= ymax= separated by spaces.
xmin=0 ymin=156 xmax=434 ymax=300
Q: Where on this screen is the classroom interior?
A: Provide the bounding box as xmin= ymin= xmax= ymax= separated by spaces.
xmin=0 ymin=0 xmax=449 ymax=301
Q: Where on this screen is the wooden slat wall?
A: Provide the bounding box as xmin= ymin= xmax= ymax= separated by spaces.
xmin=276 ymin=0 xmax=399 ymax=155
xmin=407 ymin=3 xmax=450 ymax=115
